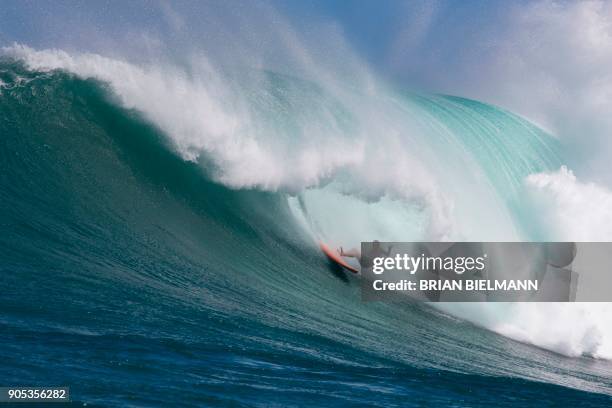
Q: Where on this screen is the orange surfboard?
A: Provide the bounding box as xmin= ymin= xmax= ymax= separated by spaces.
xmin=320 ymin=242 xmax=359 ymax=274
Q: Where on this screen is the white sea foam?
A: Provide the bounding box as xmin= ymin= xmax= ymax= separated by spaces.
xmin=446 ymin=168 xmax=612 ymax=360
xmin=526 ymin=166 xmax=612 ymax=240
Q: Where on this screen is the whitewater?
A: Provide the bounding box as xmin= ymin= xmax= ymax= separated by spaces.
xmin=1 ymin=43 xmax=612 ymax=405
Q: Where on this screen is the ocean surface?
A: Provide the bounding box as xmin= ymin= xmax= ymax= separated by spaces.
xmin=1 ymin=53 xmax=612 ymax=407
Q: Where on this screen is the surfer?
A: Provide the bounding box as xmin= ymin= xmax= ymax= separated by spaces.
xmin=339 ymin=240 xmax=392 ymax=268
xmin=320 ymin=241 xmax=393 ymax=274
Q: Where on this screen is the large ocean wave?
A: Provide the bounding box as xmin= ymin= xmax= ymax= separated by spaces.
xmin=1 ymin=47 xmax=612 ymax=405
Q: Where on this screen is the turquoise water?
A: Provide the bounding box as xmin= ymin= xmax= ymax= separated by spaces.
xmin=1 ymin=60 xmax=611 ymax=406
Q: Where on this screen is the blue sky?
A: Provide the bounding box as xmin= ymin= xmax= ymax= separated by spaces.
xmin=0 ymin=1 xmax=517 ymax=87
